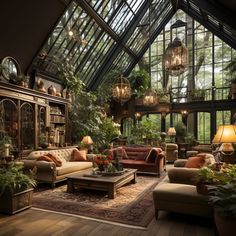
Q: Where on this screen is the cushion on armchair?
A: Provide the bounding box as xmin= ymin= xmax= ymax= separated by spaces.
xmin=185 ymin=156 xmax=205 ymax=168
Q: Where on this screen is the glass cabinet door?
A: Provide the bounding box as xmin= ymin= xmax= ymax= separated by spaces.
xmin=0 ymin=98 xmax=18 ymax=148
xmin=20 ymin=102 xmax=35 ymax=150
xmin=38 ymin=106 xmax=47 ymax=147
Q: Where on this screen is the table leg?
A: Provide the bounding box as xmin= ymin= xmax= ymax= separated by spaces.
xmin=67 ymin=179 xmax=74 ymax=193
xmin=131 ymin=172 xmax=136 ymax=184
xmin=108 ymin=184 xmax=115 ymax=199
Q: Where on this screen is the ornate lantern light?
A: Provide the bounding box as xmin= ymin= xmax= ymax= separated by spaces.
xmin=163 ymin=20 xmax=189 ymax=76
xmin=143 ymin=88 xmax=158 ymax=107
xmin=112 ymin=75 xmax=131 ymax=103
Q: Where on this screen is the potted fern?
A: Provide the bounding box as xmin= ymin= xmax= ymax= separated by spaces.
xmin=0 ymin=162 xmax=36 ymax=214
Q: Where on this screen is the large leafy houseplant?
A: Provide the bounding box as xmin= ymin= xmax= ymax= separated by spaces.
xmin=207 ymin=164 xmax=236 ymax=236
xmin=0 ymin=163 xmax=36 ymax=195
xmin=0 ymin=163 xmax=37 ymax=214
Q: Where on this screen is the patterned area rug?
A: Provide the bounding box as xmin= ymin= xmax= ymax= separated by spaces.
xmin=33 ymin=175 xmax=162 ymax=227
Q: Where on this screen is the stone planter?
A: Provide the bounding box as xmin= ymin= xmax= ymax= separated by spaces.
xmin=0 ymin=188 xmax=33 ymax=214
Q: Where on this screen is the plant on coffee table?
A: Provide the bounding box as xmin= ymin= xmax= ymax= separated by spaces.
xmin=94 ymin=155 xmax=112 ymax=171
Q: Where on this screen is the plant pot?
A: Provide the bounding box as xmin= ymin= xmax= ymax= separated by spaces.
xmin=196 ymin=182 xmax=209 ymax=195
xmin=0 ymin=188 xmax=33 ymax=214
xmin=214 ymin=211 xmax=236 ymax=236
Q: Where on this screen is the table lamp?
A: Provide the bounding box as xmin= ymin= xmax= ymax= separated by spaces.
xmin=81 ymin=135 xmax=93 ymax=153
xmin=212 ymin=124 xmax=236 ymax=160
xmin=167 ymin=127 xmax=176 ymax=143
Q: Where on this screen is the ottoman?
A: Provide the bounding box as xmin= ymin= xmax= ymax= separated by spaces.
xmin=152 ymin=181 xmax=213 ymax=219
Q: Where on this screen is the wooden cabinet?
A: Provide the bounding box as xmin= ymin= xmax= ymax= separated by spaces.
xmin=0 ymin=81 xmax=69 ymax=153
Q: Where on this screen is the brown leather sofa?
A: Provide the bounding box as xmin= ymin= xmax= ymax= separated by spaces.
xmin=105 ymin=146 xmax=165 ymax=176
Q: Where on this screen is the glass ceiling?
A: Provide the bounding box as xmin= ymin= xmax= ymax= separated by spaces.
xmin=31 ymin=0 xmax=236 ymax=90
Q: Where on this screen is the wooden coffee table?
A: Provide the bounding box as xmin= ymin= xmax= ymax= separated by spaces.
xmin=67 ymin=169 xmax=137 ymax=199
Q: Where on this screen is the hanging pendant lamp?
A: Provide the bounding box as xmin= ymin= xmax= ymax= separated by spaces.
xmin=163 ymin=37 xmax=188 ymax=76
xmin=163 ymin=20 xmax=189 ymax=76
xmin=143 ymin=88 xmax=158 ymax=107
xmin=112 ymin=75 xmax=131 ymax=103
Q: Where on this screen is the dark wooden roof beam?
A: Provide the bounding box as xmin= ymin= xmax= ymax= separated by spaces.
xmin=186 ymin=0 xmax=236 ymax=31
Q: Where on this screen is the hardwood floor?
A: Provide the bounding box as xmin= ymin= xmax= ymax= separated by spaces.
xmin=0 ymin=208 xmax=214 ymax=236
xmin=0 ymin=166 xmax=215 ymax=236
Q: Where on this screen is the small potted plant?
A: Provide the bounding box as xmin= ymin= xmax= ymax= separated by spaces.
xmin=0 ymin=162 xmax=36 ymax=214
xmin=195 ymin=166 xmax=216 ymax=194
xmin=189 ymin=88 xmax=205 ymax=101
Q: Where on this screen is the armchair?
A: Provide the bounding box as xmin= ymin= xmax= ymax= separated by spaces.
xmin=165 ymin=143 xmax=178 ymax=163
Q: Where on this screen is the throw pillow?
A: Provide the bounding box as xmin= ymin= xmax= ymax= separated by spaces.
xmin=46 ymin=153 xmax=62 ymax=167
xmin=197 ymin=153 xmax=216 ymax=167
xmin=185 ymin=156 xmax=206 ymax=168
xmin=37 ymin=155 xmax=54 ymax=163
xmin=114 ymin=147 xmax=128 ymax=160
xmin=70 ymin=149 xmax=87 ymax=161
xmin=145 ymin=148 xmax=158 ymax=163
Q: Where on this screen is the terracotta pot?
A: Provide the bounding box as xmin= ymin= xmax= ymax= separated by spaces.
xmin=214 ymin=211 xmax=235 ymax=236
xmin=196 ymin=182 xmax=209 ymax=195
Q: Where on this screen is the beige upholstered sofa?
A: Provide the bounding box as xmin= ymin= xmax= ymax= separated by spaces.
xmin=22 ymin=147 xmax=93 ymax=187
xmin=152 ymin=159 xmax=213 ymax=219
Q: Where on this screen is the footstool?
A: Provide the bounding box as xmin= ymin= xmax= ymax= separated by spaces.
xmin=152 ymin=181 xmax=213 ymax=219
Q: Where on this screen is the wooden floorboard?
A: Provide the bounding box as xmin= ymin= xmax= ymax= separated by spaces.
xmin=0 ymin=208 xmax=214 ymax=236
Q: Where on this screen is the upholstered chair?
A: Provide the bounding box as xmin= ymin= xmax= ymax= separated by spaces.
xmin=165 ymin=143 xmax=178 ymax=163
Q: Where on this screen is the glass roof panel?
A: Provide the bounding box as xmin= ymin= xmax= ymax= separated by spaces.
xmin=126 ymin=0 xmax=172 ymax=54
xmin=32 ymin=1 xmax=117 ymax=85
xmin=111 ymin=50 xmax=134 ymax=72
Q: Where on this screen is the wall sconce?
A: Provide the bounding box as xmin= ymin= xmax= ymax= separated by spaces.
xmin=181 ymin=110 xmax=188 ymax=117
xmin=134 ymin=112 xmax=141 ymax=120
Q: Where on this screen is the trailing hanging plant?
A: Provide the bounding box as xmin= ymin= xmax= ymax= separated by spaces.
xmin=127 ymin=69 xmax=149 ymax=96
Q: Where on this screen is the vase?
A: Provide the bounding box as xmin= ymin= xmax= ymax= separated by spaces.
xmin=48 ymin=85 xmax=57 ymax=96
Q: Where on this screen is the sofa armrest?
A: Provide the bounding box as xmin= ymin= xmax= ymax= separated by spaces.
xmin=174 ymin=159 xmax=188 ymax=167
xmin=168 ymin=167 xmax=199 ymax=185
xmin=22 ymin=160 xmax=56 ymax=181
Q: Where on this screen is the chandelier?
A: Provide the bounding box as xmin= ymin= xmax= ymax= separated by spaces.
xmin=112 ymin=75 xmax=131 ymax=103
xmin=143 ymin=88 xmax=158 ymax=107
xmin=163 ymin=20 xmax=189 ymax=76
